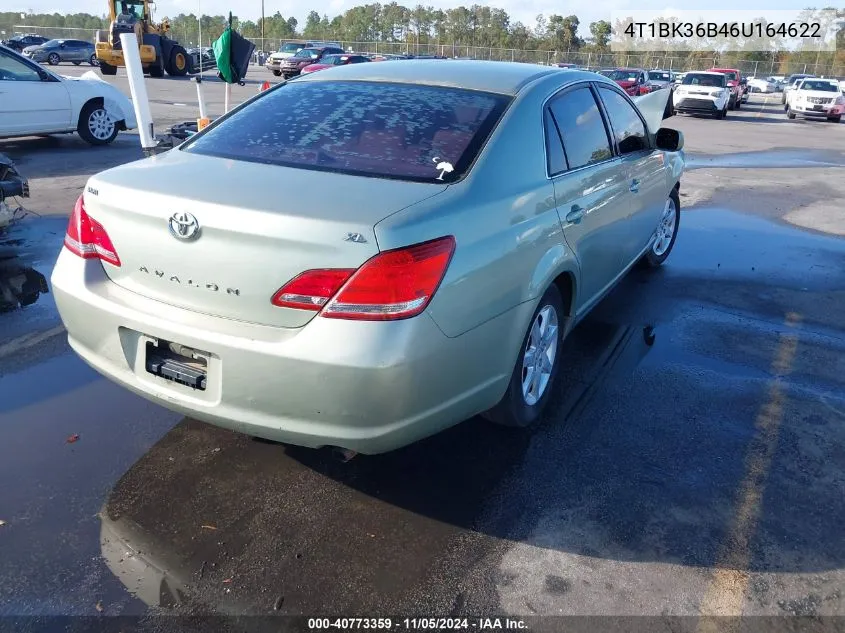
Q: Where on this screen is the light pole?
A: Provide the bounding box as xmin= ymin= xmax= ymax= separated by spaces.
xmin=198 ymin=0 xmax=202 ymax=48
xmin=261 ymin=0 xmax=265 ymax=54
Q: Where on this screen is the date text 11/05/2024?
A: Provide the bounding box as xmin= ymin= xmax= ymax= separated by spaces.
xmin=622 ymin=21 xmax=823 ymax=39
xmin=307 ymin=618 xmax=528 ymax=630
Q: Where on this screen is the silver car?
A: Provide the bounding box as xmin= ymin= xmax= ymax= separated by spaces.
xmin=22 ymin=38 xmax=97 ymax=66
xmin=51 ymin=61 xmax=684 ymax=454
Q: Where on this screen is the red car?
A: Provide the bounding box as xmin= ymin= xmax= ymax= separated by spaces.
xmin=708 ymin=68 xmax=747 ymax=109
xmin=301 ymin=53 xmax=370 ymax=74
xmin=606 ymin=68 xmax=652 ymax=96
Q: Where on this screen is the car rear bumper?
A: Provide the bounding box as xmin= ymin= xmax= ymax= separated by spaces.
xmin=51 ymin=250 xmax=522 ymax=454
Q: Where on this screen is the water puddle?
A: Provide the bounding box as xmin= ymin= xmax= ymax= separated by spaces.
xmin=686 ymin=149 xmax=845 ymax=170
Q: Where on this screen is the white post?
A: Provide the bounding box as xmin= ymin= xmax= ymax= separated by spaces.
xmin=119 ymin=33 xmax=156 ymax=154
xmin=195 ymin=77 xmax=207 ymax=119
xmin=224 ymin=82 xmax=231 ymax=113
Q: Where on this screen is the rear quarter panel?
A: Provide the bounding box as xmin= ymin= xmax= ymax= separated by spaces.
xmin=374 ymin=75 xmax=580 ymax=343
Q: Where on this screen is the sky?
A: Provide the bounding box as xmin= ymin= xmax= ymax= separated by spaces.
xmin=10 ymin=0 xmax=809 ymax=36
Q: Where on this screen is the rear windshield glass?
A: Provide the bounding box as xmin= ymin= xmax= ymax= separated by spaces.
xmin=651 ymin=72 xmax=671 ymax=81
xmin=683 ymin=74 xmax=725 ymax=87
xmin=609 ymin=69 xmax=639 ymax=81
xmin=281 ymin=43 xmax=303 ymax=53
xmin=183 ymin=80 xmax=511 ymax=183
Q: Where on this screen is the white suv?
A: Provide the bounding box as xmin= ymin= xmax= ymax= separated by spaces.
xmin=672 ymin=71 xmax=731 ymax=119
xmin=786 ymin=78 xmax=844 ymax=123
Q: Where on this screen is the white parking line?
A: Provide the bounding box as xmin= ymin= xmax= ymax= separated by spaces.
xmin=0 ymin=325 xmax=66 ymax=360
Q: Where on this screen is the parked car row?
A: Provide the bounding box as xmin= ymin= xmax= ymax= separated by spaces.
xmin=264 ymin=41 xmax=448 ymax=77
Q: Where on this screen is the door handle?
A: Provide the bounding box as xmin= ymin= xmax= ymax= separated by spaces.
xmin=565 ymin=205 xmax=584 ymax=224
xmin=629 ymin=179 xmax=640 ymax=193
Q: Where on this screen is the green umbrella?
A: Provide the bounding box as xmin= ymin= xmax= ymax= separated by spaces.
xmin=212 ymin=20 xmax=235 ymax=84
xmin=212 ymin=12 xmax=255 ymax=85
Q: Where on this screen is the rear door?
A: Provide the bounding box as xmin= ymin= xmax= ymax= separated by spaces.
xmin=545 ymin=83 xmax=629 ymax=313
xmin=596 ymin=85 xmax=666 ymax=266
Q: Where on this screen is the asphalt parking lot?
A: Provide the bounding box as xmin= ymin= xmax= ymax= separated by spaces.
xmin=1 ymin=69 xmax=844 ymax=628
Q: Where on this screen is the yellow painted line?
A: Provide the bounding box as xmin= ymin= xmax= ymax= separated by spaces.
xmin=696 ymin=312 xmax=801 ymax=632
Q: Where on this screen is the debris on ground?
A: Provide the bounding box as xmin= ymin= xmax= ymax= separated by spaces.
xmin=222 ymin=577 xmax=233 ymax=584
xmin=0 ymin=520 xmax=7 ymax=527
xmin=274 ymin=595 xmax=284 ymax=611
xmin=200 ymin=524 xmax=217 ymax=530
xmin=95 ymin=601 xmax=104 ymax=613
xmin=66 ymin=434 xmax=80 ymax=444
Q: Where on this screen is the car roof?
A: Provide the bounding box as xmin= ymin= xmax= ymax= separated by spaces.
xmin=296 ymin=59 xmax=563 ymax=95
xmin=686 ymin=71 xmax=727 ymax=76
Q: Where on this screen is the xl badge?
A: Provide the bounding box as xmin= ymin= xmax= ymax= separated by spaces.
xmin=169 ymin=211 xmax=200 ymax=241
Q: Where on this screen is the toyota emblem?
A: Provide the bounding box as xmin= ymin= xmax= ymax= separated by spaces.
xmin=168 ymin=211 xmax=200 ymax=240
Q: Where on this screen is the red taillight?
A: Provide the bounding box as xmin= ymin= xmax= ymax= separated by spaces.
xmin=271 ymin=269 xmax=355 ymax=310
xmin=64 ymin=195 xmax=121 ymax=267
xmin=272 ymin=236 xmax=455 ymax=321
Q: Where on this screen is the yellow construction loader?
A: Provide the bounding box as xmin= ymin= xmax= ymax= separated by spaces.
xmin=95 ymin=0 xmax=192 ymax=77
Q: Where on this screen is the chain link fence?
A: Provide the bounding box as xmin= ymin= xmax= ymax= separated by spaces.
xmin=4 ymin=24 xmax=102 ymax=42
xmin=5 ymin=25 xmax=844 ymax=77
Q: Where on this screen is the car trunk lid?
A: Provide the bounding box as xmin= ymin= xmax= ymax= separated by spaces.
xmin=84 ymin=150 xmax=447 ymax=329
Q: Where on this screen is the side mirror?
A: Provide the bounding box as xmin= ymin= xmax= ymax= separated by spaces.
xmin=655 ymin=127 xmax=683 ymax=152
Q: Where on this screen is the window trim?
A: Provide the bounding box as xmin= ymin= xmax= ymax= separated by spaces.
xmin=542 ymin=80 xmax=617 ymax=180
xmin=594 ymin=82 xmax=653 ymax=157
xmin=0 ymin=47 xmax=56 ymax=82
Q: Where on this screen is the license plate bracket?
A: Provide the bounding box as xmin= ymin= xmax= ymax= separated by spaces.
xmin=145 ymin=339 xmax=208 ymax=390
xmin=813 ymin=104 xmax=824 ymax=111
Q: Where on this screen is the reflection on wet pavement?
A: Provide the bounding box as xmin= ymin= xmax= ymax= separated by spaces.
xmin=686 ymin=148 xmax=845 ymax=170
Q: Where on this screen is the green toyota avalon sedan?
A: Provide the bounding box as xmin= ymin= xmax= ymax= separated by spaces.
xmin=51 ymin=60 xmax=684 ymax=454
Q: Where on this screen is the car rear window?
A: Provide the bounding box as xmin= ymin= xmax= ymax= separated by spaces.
xmin=183 ymin=80 xmax=511 ymax=183
xmin=281 ymin=43 xmax=303 ymax=53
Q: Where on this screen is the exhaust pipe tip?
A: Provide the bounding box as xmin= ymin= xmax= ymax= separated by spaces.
xmin=331 ymin=447 xmax=358 ymax=463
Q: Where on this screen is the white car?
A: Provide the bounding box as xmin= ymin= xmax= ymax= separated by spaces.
xmin=747 ymin=76 xmax=777 ymax=93
xmin=786 ymin=78 xmax=844 ymax=123
xmin=0 ymin=44 xmax=136 ymax=145
xmin=672 ymin=71 xmax=731 ymax=119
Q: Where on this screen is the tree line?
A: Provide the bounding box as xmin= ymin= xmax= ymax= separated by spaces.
xmin=3 ymin=6 xmax=843 ymax=74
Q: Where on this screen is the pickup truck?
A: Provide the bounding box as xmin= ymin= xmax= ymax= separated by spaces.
xmin=708 ymin=68 xmax=748 ymax=110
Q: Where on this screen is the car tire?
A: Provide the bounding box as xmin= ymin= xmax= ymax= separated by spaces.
xmin=781 ymin=93 xmax=786 ymax=104
xmin=89 ymin=54 xmax=98 ymax=66
xmin=149 ymin=60 xmax=164 ymax=78
xmin=641 ymin=187 xmax=680 ymax=268
xmin=735 ymin=98 xmax=741 ymax=110
xmin=77 ymin=101 xmax=119 ymax=146
xmin=828 ymin=115 xmax=842 ymax=123
xmin=787 ymin=108 xmax=796 ymax=120
xmin=167 ymin=45 xmax=191 ymax=76
xmin=482 ymin=284 xmax=565 ymax=429
xmin=99 ymin=62 xmax=117 ymax=75
xmin=47 ymin=52 xmax=60 ymax=65
xmin=272 ymin=69 xmax=282 ymax=76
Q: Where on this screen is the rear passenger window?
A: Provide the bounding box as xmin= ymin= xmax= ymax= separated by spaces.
xmin=548 ymin=87 xmax=612 ymax=170
xmin=598 ymin=87 xmax=649 ymax=154
xmin=544 ymin=109 xmax=566 ymax=176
